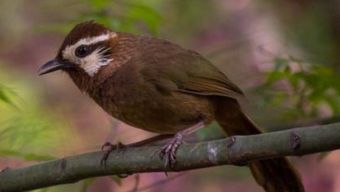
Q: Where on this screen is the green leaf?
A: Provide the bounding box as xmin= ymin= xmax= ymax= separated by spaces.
xmin=274 ymin=57 xmax=290 ymax=70
xmin=111 ymin=175 xmax=123 ymax=186
xmin=265 ymin=70 xmax=288 ymax=85
xmin=80 ymin=178 xmax=96 ymax=192
xmin=0 ymin=84 xmax=17 ymax=108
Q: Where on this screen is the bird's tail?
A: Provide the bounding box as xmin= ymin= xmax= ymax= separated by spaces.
xmin=215 ymin=98 xmax=304 ymax=192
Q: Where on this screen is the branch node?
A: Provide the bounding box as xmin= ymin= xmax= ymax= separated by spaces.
xmin=227 ymin=136 xmax=236 ymax=148
xmin=207 ymin=142 xmax=218 ymax=164
xmin=289 ymin=132 xmax=301 ymax=150
xmin=60 ymin=158 xmax=67 ymax=171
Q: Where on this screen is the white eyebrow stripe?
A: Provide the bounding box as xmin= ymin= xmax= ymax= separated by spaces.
xmin=62 ymin=32 xmax=116 ymax=63
xmin=73 ymin=32 xmax=112 ymax=46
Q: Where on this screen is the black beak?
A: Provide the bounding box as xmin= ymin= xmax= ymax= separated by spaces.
xmin=38 ymin=59 xmax=67 ymax=75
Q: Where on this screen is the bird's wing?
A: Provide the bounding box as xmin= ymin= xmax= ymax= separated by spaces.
xmin=139 ymin=41 xmax=244 ymax=100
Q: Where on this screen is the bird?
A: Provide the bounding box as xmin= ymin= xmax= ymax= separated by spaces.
xmin=38 ymin=21 xmax=304 ymax=192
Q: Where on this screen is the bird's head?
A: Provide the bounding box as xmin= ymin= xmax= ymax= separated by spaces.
xmin=39 ymin=21 xmax=119 ymax=78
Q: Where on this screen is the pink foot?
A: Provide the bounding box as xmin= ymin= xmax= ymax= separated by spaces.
xmin=159 ymin=133 xmax=183 ymax=168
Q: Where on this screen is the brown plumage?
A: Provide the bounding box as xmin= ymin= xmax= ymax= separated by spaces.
xmin=39 ymin=21 xmax=305 ymax=192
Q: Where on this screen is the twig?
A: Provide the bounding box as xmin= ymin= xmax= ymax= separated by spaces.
xmin=1 ymin=122 xmax=340 ymax=192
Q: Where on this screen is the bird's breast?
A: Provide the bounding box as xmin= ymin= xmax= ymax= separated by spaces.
xmin=90 ymin=81 xmax=214 ymax=134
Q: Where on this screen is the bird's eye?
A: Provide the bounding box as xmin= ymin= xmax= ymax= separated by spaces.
xmin=75 ymin=45 xmax=91 ymax=58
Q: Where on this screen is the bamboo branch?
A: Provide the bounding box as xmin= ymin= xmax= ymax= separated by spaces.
xmin=1 ymin=122 xmax=340 ymax=192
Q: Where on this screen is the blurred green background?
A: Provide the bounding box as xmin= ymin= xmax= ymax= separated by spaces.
xmin=0 ymin=0 xmax=339 ymax=191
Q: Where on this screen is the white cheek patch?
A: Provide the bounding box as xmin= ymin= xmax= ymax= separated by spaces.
xmin=62 ymin=32 xmax=117 ymax=76
xmin=81 ymin=48 xmax=113 ymax=76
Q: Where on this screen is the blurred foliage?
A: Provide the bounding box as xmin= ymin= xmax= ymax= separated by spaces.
xmin=254 ymin=55 xmax=340 ymax=124
xmin=0 ymin=66 xmax=73 ymax=161
xmin=40 ymin=0 xmax=162 ymax=35
xmin=262 ymin=0 xmax=340 ymax=69
xmin=161 ymin=0 xmax=217 ymax=43
xmin=80 ymin=0 xmax=162 ymax=34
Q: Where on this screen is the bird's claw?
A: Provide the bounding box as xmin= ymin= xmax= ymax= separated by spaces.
xmin=117 ymin=173 xmax=131 ymax=178
xmin=159 ymin=134 xmax=183 ymax=169
xmin=100 ymin=141 xmax=125 ymax=166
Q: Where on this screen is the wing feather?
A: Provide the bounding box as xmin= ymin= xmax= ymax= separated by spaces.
xmin=138 ymin=38 xmax=244 ymax=100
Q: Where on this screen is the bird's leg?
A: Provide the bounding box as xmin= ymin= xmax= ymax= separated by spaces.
xmin=128 ymin=134 xmax=174 ymax=147
xmin=100 ymin=134 xmax=174 ymax=166
xmin=159 ymin=121 xmax=205 ymax=169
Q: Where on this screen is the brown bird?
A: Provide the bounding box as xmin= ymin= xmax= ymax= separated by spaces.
xmin=39 ymin=21 xmax=304 ymax=192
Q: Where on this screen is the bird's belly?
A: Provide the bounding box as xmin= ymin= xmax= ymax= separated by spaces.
xmin=95 ymin=91 xmax=214 ymax=134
